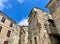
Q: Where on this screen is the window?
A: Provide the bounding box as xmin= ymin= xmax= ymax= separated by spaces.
xmin=0 ymin=26 xmax=2 ymax=32
xmin=4 ymin=41 xmax=8 ymax=44
xmin=19 ymin=39 xmax=21 ymax=44
xmin=7 ymin=30 xmax=11 ymax=37
xmin=1 ymin=17 xmax=6 ymax=23
xmin=48 ymin=19 xmax=58 ymax=34
xmin=9 ymin=22 xmax=13 ymax=27
xmin=34 ymin=37 xmax=37 ymax=44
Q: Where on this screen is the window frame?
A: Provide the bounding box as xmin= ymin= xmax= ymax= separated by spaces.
xmin=7 ymin=30 xmax=11 ymax=37
xmin=9 ymin=22 xmax=13 ymax=27
xmin=1 ymin=17 xmax=6 ymax=23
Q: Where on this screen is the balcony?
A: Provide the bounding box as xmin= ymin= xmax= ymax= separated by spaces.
xmin=45 ymin=19 xmax=58 ymax=35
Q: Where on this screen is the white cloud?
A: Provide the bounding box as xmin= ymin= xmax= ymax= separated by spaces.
xmin=6 ymin=4 xmax=12 ymax=9
xmin=0 ymin=0 xmax=12 ymax=10
xmin=17 ymin=18 xmax=29 ymax=26
xmin=18 ymin=0 xmax=24 ymax=3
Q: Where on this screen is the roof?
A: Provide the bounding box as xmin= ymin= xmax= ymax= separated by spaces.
xmin=28 ymin=7 xmax=49 ymax=17
xmin=0 ymin=11 xmax=16 ymax=24
xmin=46 ymin=0 xmax=54 ymax=8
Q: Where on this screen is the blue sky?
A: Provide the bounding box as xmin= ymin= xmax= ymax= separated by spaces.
xmin=0 ymin=0 xmax=50 ymax=26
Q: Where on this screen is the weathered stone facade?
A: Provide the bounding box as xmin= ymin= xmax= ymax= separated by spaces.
xmin=46 ymin=0 xmax=60 ymax=34
xmin=46 ymin=0 xmax=60 ymax=44
xmin=0 ymin=11 xmax=28 ymax=44
xmin=0 ymin=0 xmax=60 ymax=43
xmin=19 ymin=26 xmax=28 ymax=44
xmin=0 ymin=8 xmax=56 ymax=44
xmin=0 ymin=12 xmax=20 ymax=44
xmin=28 ymin=8 xmax=53 ymax=44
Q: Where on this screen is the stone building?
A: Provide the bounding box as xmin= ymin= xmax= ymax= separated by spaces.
xmin=28 ymin=8 xmax=53 ymax=44
xmin=0 ymin=11 xmax=28 ymax=44
xmin=0 ymin=0 xmax=60 ymax=44
xmin=19 ymin=26 xmax=28 ymax=44
xmin=46 ymin=0 xmax=60 ymax=34
xmin=46 ymin=0 xmax=60 ymax=44
xmin=0 ymin=11 xmax=20 ymax=44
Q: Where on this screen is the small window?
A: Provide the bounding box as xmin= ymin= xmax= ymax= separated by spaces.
xmin=4 ymin=41 xmax=8 ymax=44
xmin=34 ymin=37 xmax=37 ymax=44
xmin=0 ymin=26 xmax=2 ymax=32
xmin=1 ymin=17 xmax=6 ymax=23
xmin=9 ymin=22 xmax=13 ymax=27
xmin=7 ymin=30 xmax=11 ymax=37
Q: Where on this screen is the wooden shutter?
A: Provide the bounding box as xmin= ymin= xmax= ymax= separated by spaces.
xmin=4 ymin=41 xmax=8 ymax=44
xmin=1 ymin=17 xmax=6 ymax=23
xmin=7 ymin=30 xmax=11 ymax=37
